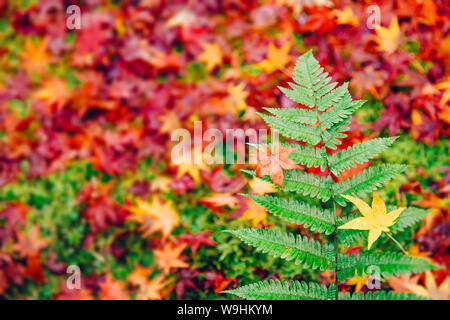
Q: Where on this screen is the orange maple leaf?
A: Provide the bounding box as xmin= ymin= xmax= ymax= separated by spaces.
xmin=98 ymin=274 xmax=129 ymax=300
xmin=248 ymin=177 xmax=278 ymax=195
xmin=200 ymin=193 xmax=239 ymax=208
xmin=128 ymin=197 xmax=180 ymax=239
xmin=127 ymin=266 xmax=170 ymax=300
xmin=34 ymin=77 xmax=72 ymax=110
xmin=334 ymin=6 xmax=360 ymax=27
xmin=154 ymin=242 xmax=188 ymax=274
xmin=255 ymin=41 xmax=292 ymax=74
xmin=197 ymin=42 xmax=223 ymax=71
xmin=19 ymin=38 xmax=51 ymax=75
xmin=12 ymin=225 xmax=49 ymax=258
xmin=374 ymin=17 xmax=404 ymax=54
xmin=242 ymin=198 xmax=268 ymax=227
xmin=255 ymin=143 xmax=301 ymax=187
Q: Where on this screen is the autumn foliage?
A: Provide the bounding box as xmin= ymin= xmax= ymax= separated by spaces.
xmin=0 ymin=0 xmax=448 ymax=300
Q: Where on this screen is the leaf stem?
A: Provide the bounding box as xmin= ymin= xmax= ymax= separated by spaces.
xmin=384 ymin=232 xmax=409 ymax=255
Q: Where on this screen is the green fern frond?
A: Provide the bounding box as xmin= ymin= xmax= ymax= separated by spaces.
xmin=320 ymin=120 xmax=351 ymax=150
xmin=318 ymin=91 xmax=365 ymax=129
xmin=259 ymin=113 xmax=322 ymax=145
xmin=225 ymin=51 xmax=432 ymax=301
xmin=333 ymin=164 xmax=408 ymax=206
xmin=244 ymin=194 xmax=335 ymax=235
xmin=338 ymin=251 xmax=440 ymax=282
xmin=390 ymin=207 xmax=431 ymax=233
xmin=339 ymin=291 xmax=428 ymax=300
xmin=282 ymin=170 xmax=333 ymax=202
xmin=224 ymin=279 xmax=337 ymax=300
xmin=226 ymin=228 xmax=335 ymax=271
xmin=284 ymin=144 xmax=327 ymax=170
xmin=327 ymin=137 xmax=398 ymax=176
xmin=263 ymin=107 xmax=317 ymax=125
xmin=279 ymin=82 xmax=315 ymax=108
xmin=281 ymin=50 xmax=345 ymax=112
xmin=316 ymin=82 xmax=350 ymax=111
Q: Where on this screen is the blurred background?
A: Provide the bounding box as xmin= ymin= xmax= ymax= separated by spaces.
xmin=0 ymin=0 xmax=448 ymax=300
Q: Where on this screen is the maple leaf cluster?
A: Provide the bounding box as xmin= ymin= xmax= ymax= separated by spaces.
xmin=0 ymin=0 xmax=448 ymax=299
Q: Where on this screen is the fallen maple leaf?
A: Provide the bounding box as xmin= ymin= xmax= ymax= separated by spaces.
xmin=175 ymin=146 xmax=210 ymax=185
xmin=154 ymin=242 xmax=189 ymax=274
xmin=346 ymin=271 xmax=368 ymax=292
xmin=200 ymin=193 xmax=239 ymax=208
xmin=98 ymin=274 xmax=129 ymax=300
xmin=338 ymin=192 xmax=405 ymax=250
xmin=248 ymin=177 xmax=278 ymax=195
xmin=255 ymin=143 xmax=301 ymax=187
xmin=226 ymin=82 xmax=249 ymax=113
xmin=197 ymin=42 xmax=223 ymax=72
xmin=178 ymin=232 xmax=217 ymax=254
xmin=34 ymin=77 xmax=71 ymax=110
xmin=158 ymin=111 xmax=182 ymax=135
xmin=242 ymin=198 xmax=268 ymax=227
xmin=166 ymin=9 xmax=197 ymax=28
xmin=255 ymin=41 xmax=292 ymax=73
xmin=127 ymin=266 xmax=170 ymax=300
xmin=334 ymin=6 xmax=360 ymax=27
xmin=150 ymin=176 xmax=172 ymax=192
xmin=128 ymin=197 xmax=180 ymax=239
xmin=19 ymin=38 xmax=51 ymax=75
xmin=12 ymin=225 xmax=49 ymax=258
xmin=405 ymin=272 xmax=450 ymax=300
xmin=374 ymin=17 xmax=404 ymax=54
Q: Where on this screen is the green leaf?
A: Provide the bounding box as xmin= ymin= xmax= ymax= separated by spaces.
xmin=263 ymin=107 xmax=317 ymax=125
xmin=226 ymin=228 xmax=335 ymax=271
xmin=338 ymin=251 xmax=441 ymax=282
xmin=333 ymin=164 xmax=408 ymax=206
xmin=224 ymin=279 xmax=336 ymax=300
xmin=284 ymin=143 xmax=327 ymax=171
xmin=327 ymin=137 xmax=398 ymax=176
xmin=244 ymin=194 xmax=335 ymax=235
xmin=339 ymin=290 xmax=428 ymax=300
xmin=259 ymin=113 xmax=322 ymax=145
xmin=282 ymin=170 xmax=333 ymax=202
xmin=318 ymin=91 xmax=365 ymax=129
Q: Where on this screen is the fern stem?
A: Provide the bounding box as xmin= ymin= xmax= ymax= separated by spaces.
xmin=332 ymin=197 xmax=338 ymax=300
xmin=384 ymin=232 xmax=409 ymax=256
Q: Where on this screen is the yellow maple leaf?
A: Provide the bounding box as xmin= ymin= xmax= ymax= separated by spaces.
xmin=154 ymin=242 xmax=189 ymax=274
xmin=405 ymin=272 xmax=450 ymax=300
xmin=242 ymin=198 xmax=268 ymax=227
xmin=19 ymin=38 xmax=51 ymax=75
xmin=158 ymin=111 xmax=182 ymax=135
xmin=374 ymin=17 xmax=403 ymax=54
xmin=275 ymin=0 xmax=333 ymax=15
xmin=346 ymin=271 xmax=368 ymax=292
xmin=176 ymin=146 xmax=209 ymax=185
xmin=166 ymin=9 xmax=197 ymax=28
xmin=128 ymin=197 xmax=180 ymax=239
xmin=338 ymin=192 xmax=405 ymax=249
xmin=225 ymin=82 xmax=249 ymax=113
xmin=34 ymin=77 xmax=71 ymax=110
xmin=249 ymin=177 xmax=277 ymax=195
xmin=334 ymin=6 xmax=360 ymax=27
xmin=197 ymin=42 xmax=223 ymax=71
xmin=435 ymin=77 xmax=450 ymax=106
xmin=150 ymin=176 xmax=172 ymax=192
xmin=200 ymin=192 xmax=239 ymax=208
xmin=255 ymin=42 xmax=292 ymax=74
xmin=127 ymin=266 xmax=170 ymax=300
